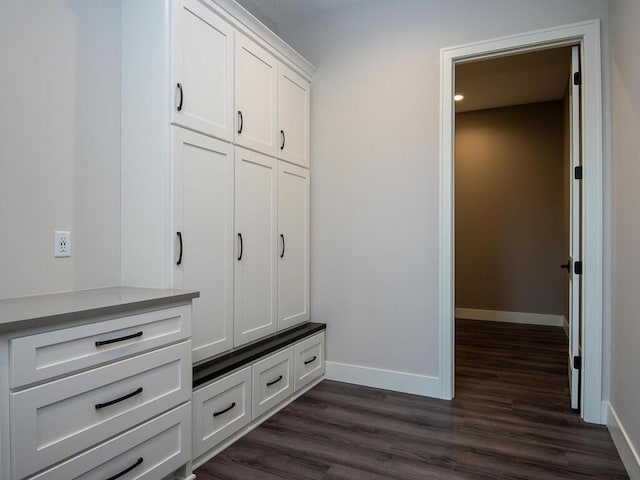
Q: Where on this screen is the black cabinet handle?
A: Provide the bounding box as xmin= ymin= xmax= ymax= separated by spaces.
xmin=176 ymin=83 xmax=183 ymax=111
xmin=304 ymin=356 xmax=317 ymax=365
xmin=105 ymin=457 xmax=143 ymax=480
xmin=213 ymin=402 xmax=236 ymax=417
xmin=266 ymin=375 xmax=283 ymax=387
xmin=238 ymin=111 xmax=243 ymax=134
xmin=95 ymin=387 xmax=143 ymax=410
xmin=280 ymin=130 xmax=286 ymax=150
xmin=177 ymin=231 xmax=183 ymax=266
xmin=280 ymin=234 xmax=285 ymax=258
xmin=237 ymin=233 xmax=243 ymax=261
xmin=95 ymin=331 xmax=143 ymax=347
xmin=560 ymin=261 xmax=570 ymax=272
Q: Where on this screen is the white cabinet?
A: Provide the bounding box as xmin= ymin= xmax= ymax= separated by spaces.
xmin=278 ymin=161 xmax=310 ymax=330
xmin=235 ymin=33 xmax=278 ymax=157
xmin=277 ymin=64 xmax=311 ymax=168
xmin=252 ymin=348 xmax=294 ymax=419
xmin=234 ymin=147 xmax=278 ymax=347
xmin=294 ymin=332 xmax=325 ymax=391
xmin=173 ymin=128 xmax=234 ymax=362
xmin=172 ymin=0 xmax=234 ymax=141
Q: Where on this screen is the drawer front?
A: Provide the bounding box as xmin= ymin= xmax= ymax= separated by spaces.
xmin=29 ymin=403 xmax=191 ymax=480
xmin=294 ymin=332 xmax=325 ymax=391
xmin=192 ymin=366 xmax=251 ymax=459
xmin=11 ymin=341 xmax=191 ymax=480
xmin=10 ymin=305 xmax=191 ymax=388
xmin=252 ymin=347 xmax=294 ymax=419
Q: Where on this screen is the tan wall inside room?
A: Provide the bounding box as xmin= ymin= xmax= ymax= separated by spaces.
xmin=455 ymin=101 xmax=565 ymax=315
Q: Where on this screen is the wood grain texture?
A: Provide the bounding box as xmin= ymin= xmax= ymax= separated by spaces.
xmin=196 ymin=320 xmax=627 ymax=479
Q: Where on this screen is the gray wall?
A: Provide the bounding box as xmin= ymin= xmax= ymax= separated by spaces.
xmin=0 ymin=1 xmax=121 ymax=299
xmin=455 ymin=101 xmax=565 ymax=315
xmin=278 ymin=0 xmax=610 ymax=379
xmin=610 ymin=0 xmax=640 ymax=464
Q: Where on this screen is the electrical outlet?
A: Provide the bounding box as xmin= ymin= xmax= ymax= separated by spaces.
xmin=54 ymin=231 xmax=71 ymax=258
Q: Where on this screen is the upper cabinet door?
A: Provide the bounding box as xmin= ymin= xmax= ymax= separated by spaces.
xmin=235 ymin=33 xmax=278 ymax=157
xmin=173 ymin=127 xmax=234 ymax=362
xmin=278 ymin=161 xmax=310 ymax=331
xmin=172 ymin=0 xmax=234 ymax=141
xmin=234 ymin=147 xmax=278 ymax=347
xmin=277 ymin=64 xmax=311 ymax=168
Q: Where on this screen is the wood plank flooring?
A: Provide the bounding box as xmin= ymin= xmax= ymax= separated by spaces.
xmin=196 ymin=320 xmax=627 ymax=479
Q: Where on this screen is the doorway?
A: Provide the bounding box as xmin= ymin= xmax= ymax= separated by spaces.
xmin=438 ymin=20 xmax=604 ymax=424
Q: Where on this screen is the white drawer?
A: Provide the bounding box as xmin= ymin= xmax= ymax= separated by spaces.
xmin=192 ymin=366 xmax=252 ymax=459
xmin=11 ymin=341 xmax=191 ymax=480
xmin=252 ymin=347 xmax=294 ymax=419
xmin=10 ymin=305 xmax=191 ymax=388
xmin=294 ymin=332 xmax=325 ymax=391
xmin=29 ymin=403 xmax=191 ymax=480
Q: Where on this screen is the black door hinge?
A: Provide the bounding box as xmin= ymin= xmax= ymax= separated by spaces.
xmin=573 ymin=355 xmax=582 ymax=370
xmin=574 ymin=71 xmax=582 ymax=86
xmin=574 ymin=261 xmax=583 ymax=275
xmin=574 ymin=166 xmax=583 ymax=180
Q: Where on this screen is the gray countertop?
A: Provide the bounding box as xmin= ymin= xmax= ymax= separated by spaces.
xmin=0 ymin=286 xmax=199 ymax=332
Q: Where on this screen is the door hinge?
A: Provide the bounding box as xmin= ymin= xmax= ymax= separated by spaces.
xmin=574 ymin=261 xmax=583 ymax=275
xmin=573 ymin=355 xmax=582 ymax=370
xmin=573 ymin=71 xmax=582 ymax=86
xmin=574 ymin=166 xmax=583 ymax=180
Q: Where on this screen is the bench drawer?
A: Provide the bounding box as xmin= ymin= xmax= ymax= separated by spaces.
xmin=294 ymin=332 xmax=325 ymax=391
xmin=252 ymin=347 xmax=293 ymax=419
xmin=10 ymin=305 xmax=191 ymax=388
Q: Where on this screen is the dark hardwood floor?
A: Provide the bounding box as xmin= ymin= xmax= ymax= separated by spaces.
xmin=196 ymin=320 xmax=627 ymax=479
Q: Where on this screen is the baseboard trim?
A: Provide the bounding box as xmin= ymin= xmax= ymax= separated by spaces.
xmin=325 ymin=361 xmax=442 ymax=398
xmin=456 ymin=308 xmax=565 ymax=327
xmin=607 ymin=401 xmax=640 ymax=480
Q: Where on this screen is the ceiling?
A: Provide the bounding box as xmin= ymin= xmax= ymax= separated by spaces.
xmin=455 ymin=47 xmax=572 ymax=113
xmin=238 ymin=0 xmax=367 ymax=28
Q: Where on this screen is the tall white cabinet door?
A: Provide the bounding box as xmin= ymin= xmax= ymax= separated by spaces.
xmin=278 ymin=162 xmax=310 ymax=330
xmin=172 ymin=0 xmax=234 ymax=141
xmin=235 ymin=33 xmax=278 ymax=157
xmin=234 ymin=147 xmax=278 ymax=347
xmin=173 ymin=128 xmax=234 ymax=362
xmin=277 ymin=64 xmax=310 ymax=168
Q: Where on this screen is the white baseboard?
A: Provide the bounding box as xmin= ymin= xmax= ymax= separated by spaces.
xmin=325 ymin=361 xmax=442 ymax=398
xmin=456 ymin=308 xmax=565 ymax=327
xmin=607 ymin=401 xmax=640 ymax=480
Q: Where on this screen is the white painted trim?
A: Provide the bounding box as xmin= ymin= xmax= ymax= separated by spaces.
xmin=439 ymin=19 xmax=604 ymax=423
xmin=607 ymin=402 xmax=640 ymax=480
xmin=192 ymin=376 xmax=324 ymax=469
xmin=601 ymin=400 xmax=609 ymax=424
xmin=325 ymin=362 xmax=442 ymax=398
xmin=456 ymin=308 xmax=565 ymax=327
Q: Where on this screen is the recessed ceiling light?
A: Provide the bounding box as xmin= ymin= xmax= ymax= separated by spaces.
xmin=454 ymin=94 xmax=464 ymax=101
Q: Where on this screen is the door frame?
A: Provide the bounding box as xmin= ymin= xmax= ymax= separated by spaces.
xmin=438 ymin=20 xmax=604 ymax=423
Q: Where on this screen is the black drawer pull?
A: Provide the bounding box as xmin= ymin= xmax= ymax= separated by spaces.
xmin=237 ymin=233 xmax=243 ymax=261
xmin=213 ymin=402 xmax=236 ymax=417
xmin=176 ymin=231 xmax=183 ymax=266
xmin=176 ymin=82 xmax=183 ymax=111
xmin=280 ymin=234 xmax=285 ymax=258
xmin=304 ymin=356 xmax=317 ymax=365
xmin=95 ymin=387 xmax=143 ymax=410
xmin=238 ymin=110 xmax=243 ymax=134
xmin=266 ymin=375 xmax=283 ymax=387
xmin=95 ymin=331 xmax=143 ymax=347
xmin=105 ymin=457 xmax=143 ymax=480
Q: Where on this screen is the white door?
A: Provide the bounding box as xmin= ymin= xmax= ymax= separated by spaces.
xmin=235 ymin=33 xmax=278 ymax=157
xmin=277 ymin=64 xmax=311 ymax=168
xmin=173 ymin=127 xmax=234 ymax=362
xmin=278 ymin=161 xmax=310 ymax=330
xmin=568 ymin=45 xmax=582 ymax=411
xmin=234 ymin=147 xmax=278 ymax=347
xmin=172 ymin=0 xmax=234 ymax=141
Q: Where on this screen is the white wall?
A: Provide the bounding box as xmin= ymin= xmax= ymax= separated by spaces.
xmin=0 ymin=1 xmax=121 ymax=299
xmin=279 ymin=0 xmax=610 ymax=385
xmin=610 ymin=0 xmax=640 ymax=472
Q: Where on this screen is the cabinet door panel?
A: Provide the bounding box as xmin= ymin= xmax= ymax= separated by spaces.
xmin=172 ymin=0 xmax=234 ymax=140
xmin=278 ymin=65 xmax=310 ymax=168
xmin=234 ymin=147 xmax=278 ymax=347
xmin=235 ymin=34 xmax=278 ymax=156
xmin=173 ymin=128 xmax=234 ymax=362
xmin=278 ymin=162 xmax=310 ymax=330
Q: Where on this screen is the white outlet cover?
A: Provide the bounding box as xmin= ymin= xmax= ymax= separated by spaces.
xmin=54 ymin=231 xmax=71 ymax=258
